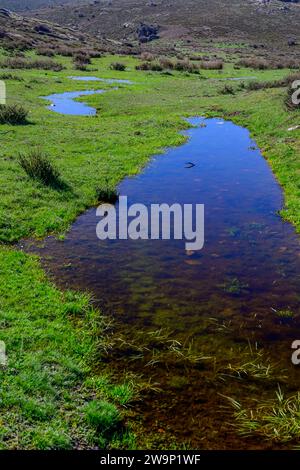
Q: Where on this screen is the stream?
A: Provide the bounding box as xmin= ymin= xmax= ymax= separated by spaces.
xmin=24 ymin=81 xmax=300 ymax=449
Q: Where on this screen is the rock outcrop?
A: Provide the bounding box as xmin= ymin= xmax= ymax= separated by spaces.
xmin=137 ymin=23 xmax=159 ymax=43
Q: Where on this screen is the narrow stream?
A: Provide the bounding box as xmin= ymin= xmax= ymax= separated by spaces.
xmin=42 ymin=76 xmax=132 ymax=115
xmin=23 ymin=92 xmax=300 ymax=448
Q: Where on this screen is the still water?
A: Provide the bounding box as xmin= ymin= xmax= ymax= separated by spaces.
xmin=24 ymin=117 xmax=300 ymax=448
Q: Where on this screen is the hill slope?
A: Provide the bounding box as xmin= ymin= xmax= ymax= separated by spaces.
xmin=29 ymin=0 xmax=300 ymax=47
xmin=0 ymin=0 xmax=81 ymax=11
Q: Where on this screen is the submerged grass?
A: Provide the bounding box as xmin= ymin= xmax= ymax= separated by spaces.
xmin=226 ymin=387 xmax=300 ymax=443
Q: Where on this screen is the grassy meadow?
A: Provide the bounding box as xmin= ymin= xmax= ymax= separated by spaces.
xmin=0 ymin=49 xmax=299 ymax=449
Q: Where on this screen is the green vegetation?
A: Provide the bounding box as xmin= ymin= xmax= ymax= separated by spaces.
xmin=110 ymin=62 xmax=126 ymax=71
xmin=0 ymin=249 xmax=134 ymax=449
xmin=0 ymin=48 xmax=299 ymax=449
xmin=18 ymin=150 xmax=62 ymax=188
xmin=227 ymin=387 xmax=300 ymax=443
xmin=0 ymin=52 xmax=298 ymax=243
xmin=221 ymin=277 xmax=249 ymax=295
xmin=0 ymin=57 xmax=64 ymax=72
xmin=273 ymin=309 xmax=295 ymax=319
xmin=0 ymin=104 xmax=28 ymax=125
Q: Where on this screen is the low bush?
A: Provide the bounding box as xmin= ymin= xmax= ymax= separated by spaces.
xmin=110 ymin=62 xmax=126 ymax=71
xmin=199 ymin=60 xmax=223 ymax=70
xmin=0 ymin=73 xmax=23 ymax=81
xmin=220 ymin=84 xmax=235 ymax=95
xmin=140 ymin=52 xmax=155 ymax=62
xmin=159 ymin=57 xmax=174 ymax=69
xmin=136 ymin=62 xmax=163 ymax=71
xmin=173 ymin=59 xmax=199 ymax=73
xmin=0 ymin=57 xmax=63 ymax=71
xmin=238 ymin=57 xmax=269 ymax=70
xmin=73 ymin=53 xmax=91 ymax=65
xmin=238 ymin=57 xmax=299 ymax=70
xmin=36 ymin=47 xmax=55 ymax=57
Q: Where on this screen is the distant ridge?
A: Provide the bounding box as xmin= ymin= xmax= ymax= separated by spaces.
xmin=0 ymin=0 xmax=83 ymax=12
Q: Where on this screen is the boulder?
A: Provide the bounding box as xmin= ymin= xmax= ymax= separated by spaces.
xmin=34 ymin=24 xmax=52 ymax=35
xmin=137 ymin=23 xmax=159 ymax=43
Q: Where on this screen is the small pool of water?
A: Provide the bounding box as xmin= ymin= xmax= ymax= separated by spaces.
xmin=42 ymin=89 xmax=107 ymax=116
xmin=69 ymin=76 xmax=133 ymax=84
xmin=217 ymin=76 xmax=257 ymax=81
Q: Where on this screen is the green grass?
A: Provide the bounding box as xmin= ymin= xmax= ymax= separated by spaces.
xmin=0 ymin=49 xmax=299 ymax=448
xmin=0 ymin=52 xmax=298 ymax=242
xmin=0 ymin=248 xmax=134 ymax=449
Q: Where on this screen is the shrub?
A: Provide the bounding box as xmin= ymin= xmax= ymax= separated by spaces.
xmin=0 ymin=57 xmax=63 ymax=71
xmin=140 ymin=52 xmax=155 ymax=62
xmin=54 ymin=46 xmax=74 ymax=57
xmin=238 ymin=57 xmax=269 ymax=70
xmin=159 ymin=56 xmax=174 ymax=69
xmin=220 ymin=84 xmax=235 ymax=95
xmin=73 ymin=53 xmax=91 ymax=65
xmin=245 ymin=73 xmax=300 ymax=92
xmin=136 ymin=62 xmax=163 ymax=71
xmin=199 ymin=60 xmax=223 ymax=70
xmin=36 ymin=47 xmax=55 ymax=57
xmin=173 ymin=59 xmax=199 ymax=73
xmin=110 ymin=62 xmax=126 ymax=71
xmin=18 ymin=150 xmax=61 ymax=187
xmin=0 ymin=73 xmax=23 ymax=81
xmin=0 ymin=104 xmax=28 ymax=124
xmin=73 ymin=60 xmax=88 ymax=71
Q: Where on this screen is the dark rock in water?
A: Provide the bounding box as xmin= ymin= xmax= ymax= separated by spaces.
xmin=137 ymin=23 xmax=159 ymax=43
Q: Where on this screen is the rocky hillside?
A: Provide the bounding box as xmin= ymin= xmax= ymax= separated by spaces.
xmin=27 ymin=0 xmax=300 ymax=47
xmin=0 ymin=7 xmax=129 ymax=53
xmin=0 ymin=0 xmax=81 ymax=11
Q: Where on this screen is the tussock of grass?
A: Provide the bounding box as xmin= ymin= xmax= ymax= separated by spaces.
xmin=0 ymin=73 xmax=23 ymax=81
xmin=110 ymin=62 xmax=126 ymax=71
xmin=96 ymin=186 xmax=119 ymax=204
xmin=0 ymin=104 xmax=28 ymax=125
xmin=85 ymin=400 xmax=121 ymax=433
xmin=18 ymin=150 xmax=62 ymax=188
